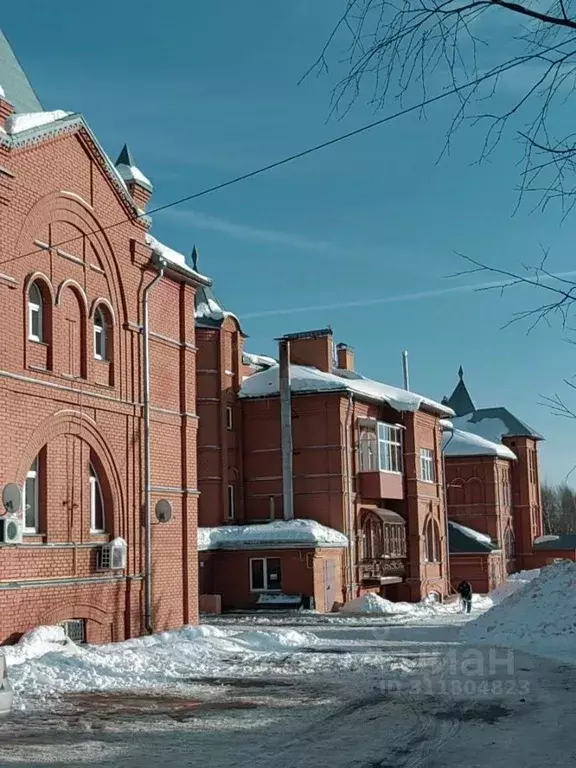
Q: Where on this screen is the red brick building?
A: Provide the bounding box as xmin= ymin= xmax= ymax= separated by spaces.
xmin=441 ymin=369 xmax=544 ymax=593
xmin=0 ymin=32 xmax=204 ymax=643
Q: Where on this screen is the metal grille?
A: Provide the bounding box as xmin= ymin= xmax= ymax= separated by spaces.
xmin=61 ymin=619 xmax=86 ymax=644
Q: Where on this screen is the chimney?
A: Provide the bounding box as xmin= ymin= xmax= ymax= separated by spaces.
xmin=336 ymin=343 xmax=354 ymax=371
xmin=114 ymin=144 xmax=153 ymax=211
xmin=0 ymin=86 xmax=14 ymax=130
xmin=283 ymin=327 xmax=333 ymax=372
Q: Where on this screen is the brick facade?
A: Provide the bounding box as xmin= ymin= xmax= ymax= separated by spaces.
xmin=0 ymin=107 xmax=202 ymax=643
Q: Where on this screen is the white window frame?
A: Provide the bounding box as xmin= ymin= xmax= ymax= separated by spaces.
xmin=23 ymin=457 xmax=39 ymax=533
xmin=377 ymin=422 xmax=403 ymax=474
xmin=93 ymin=308 xmax=106 ymax=361
xmin=226 ymin=406 xmax=233 ymax=430
xmin=89 ymin=464 xmax=106 ymax=533
xmin=249 ymin=557 xmax=282 ymax=592
xmin=420 ymin=448 xmax=435 ymax=483
xmin=28 ymin=283 xmax=43 ymax=342
xmin=227 ymin=484 xmax=235 ymax=520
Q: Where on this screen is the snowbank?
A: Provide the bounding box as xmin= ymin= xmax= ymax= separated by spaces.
xmin=340 ymin=594 xmax=418 ymax=616
xmin=198 ymin=519 xmax=348 ymax=551
xmin=487 ymin=568 xmax=541 ymax=603
xmin=462 ymin=560 xmax=576 ymax=661
xmin=4 ymin=624 xmax=319 ymax=709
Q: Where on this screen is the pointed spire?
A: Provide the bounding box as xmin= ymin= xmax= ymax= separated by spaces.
xmin=458 ymin=365 xmax=464 ymax=380
xmin=191 ymin=245 xmax=198 ymax=271
xmin=115 ymin=143 xmax=135 ymax=168
xmin=444 ymin=367 xmax=475 ymax=417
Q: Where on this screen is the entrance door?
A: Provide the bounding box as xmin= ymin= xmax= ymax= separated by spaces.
xmin=324 ymin=560 xmax=336 ymax=613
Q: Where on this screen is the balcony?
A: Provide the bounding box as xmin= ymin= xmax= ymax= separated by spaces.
xmin=359 ymin=471 xmax=404 ymax=500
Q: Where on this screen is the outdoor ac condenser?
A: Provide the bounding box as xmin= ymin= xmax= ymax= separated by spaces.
xmin=0 ymin=517 xmax=23 ymax=545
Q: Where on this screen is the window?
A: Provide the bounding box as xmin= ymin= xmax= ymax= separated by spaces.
xmin=359 ymin=429 xmax=378 ymax=472
xmin=60 ymin=619 xmax=86 ymax=644
xmin=227 ymin=484 xmax=235 ymax=520
xmin=28 ymin=282 xmax=43 ymax=342
xmin=89 ymin=464 xmax=105 ymax=532
xmin=377 ymin=423 xmax=403 ymax=473
xmin=93 ymin=307 xmax=106 ymax=360
xmin=23 ymin=457 xmax=39 ymax=533
xmin=420 ymin=448 xmax=435 ymax=483
xmin=226 ymin=406 xmax=233 ymax=430
xmin=424 ymin=518 xmax=441 ymax=563
xmin=361 ymin=517 xmax=383 ymax=561
xmin=250 ymin=557 xmax=282 ymax=591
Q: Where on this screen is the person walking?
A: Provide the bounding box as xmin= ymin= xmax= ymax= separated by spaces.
xmin=457 ymin=580 xmax=473 ymax=614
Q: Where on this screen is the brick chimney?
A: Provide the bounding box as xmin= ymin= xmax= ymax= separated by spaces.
xmin=336 ymin=343 xmax=354 ymax=371
xmin=0 ymin=86 xmax=15 ymax=130
xmin=282 ymin=328 xmax=333 ymax=373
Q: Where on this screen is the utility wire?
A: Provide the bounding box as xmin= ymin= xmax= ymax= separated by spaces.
xmin=0 ymin=53 xmax=539 ymax=268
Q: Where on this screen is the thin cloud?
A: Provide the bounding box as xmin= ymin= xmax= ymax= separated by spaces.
xmin=240 ymin=271 xmax=576 ymax=319
xmin=162 ymin=209 xmax=337 ymax=254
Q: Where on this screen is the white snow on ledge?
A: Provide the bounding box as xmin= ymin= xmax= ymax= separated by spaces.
xmin=239 ymin=363 xmax=452 ymax=416
xmin=116 ymin=162 xmax=152 ymax=189
xmin=442 ymin=427 xmax=516 ymax=460
xmin=449 ymin=520 xmax=493 ymax=546
xmin=145 ymin=234 xmax=210 ymax=281
xmin=198 ymin=519 xmax=348 ymax=551
xmin=3 ymin=110 xmax=71 ymax=135
xmin=196 ymin=297 xmax=225 ymax=321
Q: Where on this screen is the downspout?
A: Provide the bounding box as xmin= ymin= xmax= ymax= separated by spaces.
xmin=440 ymin=424 xmax=455 ymax=596
xmin=278 ymin=338 xmax=294 ymax=520
xmin=344 ymin=392 xmax=355 ymax=601
xmin=143 ymin=256 xmax=166 ymax=635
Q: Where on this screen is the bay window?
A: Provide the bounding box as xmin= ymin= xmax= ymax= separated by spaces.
xmin=359 ymin=421 xmax=403 ymax=473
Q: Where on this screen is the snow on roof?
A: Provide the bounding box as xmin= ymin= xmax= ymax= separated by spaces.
xmin=449 ymin=520 xmax=493 ymax=546
xmin=243 ymin=352 xmax=277 ymax=369
xmin=0 ymin=84 xmax=5 ymax=99
xmin=3 ymin=109 xmax=71 ymax=135
xmin=198 ymin=519 xmax=348 ymax=551
xmin=239 ymin=363 xmax=453 ymax=416
xmin=196 ymin=295 xmax=224 ymax=321
xmin=145 ymin=234 xmax=210 ymax=282
xmin=116 ymin=162 xmax=152 ymax=190
xmin=442 ymin=427 xmax=516 ymax=460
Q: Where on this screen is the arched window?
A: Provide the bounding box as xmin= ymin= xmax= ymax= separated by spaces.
xmin=360 ymin=516 xmax=383 ymax=561
xmin=28 ymin=282 xmax=43 ymax=342
xmin=89 ymin=463 xmax=105 ymax=532
xmin=424 ymin=517 xmax=442 ymax=563
xmin=358 ymin=429 xmax=378 ymax=472
xmin=93 ymin=307 xmax=107 ymax=360
xmin=504 ymin=527 xmax=515 ymax=559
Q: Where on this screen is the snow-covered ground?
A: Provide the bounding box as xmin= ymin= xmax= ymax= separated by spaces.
xmin=1 ymin=564 xmax=576 ymax=767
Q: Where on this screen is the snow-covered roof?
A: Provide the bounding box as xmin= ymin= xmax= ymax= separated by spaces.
xmin=449 ymin=521 xmax=492 ymax=545
xmin=239 ymin=364 xmax=453 ymax=417
xmin=116 ymin=162 xmax=152 ymax=190
xmin=448 ymin=520 xmax=498 ymax=554
xmin=145 ymin=234 xmax=211 ymax=284
xmin=198 ymin=519 xmax=348 ymax=551
xmin=442 ymin=427 xmax=516 ymax=460
xmin=243 ymin=352 xmax=277 ymax=369
xmin=3 ymin=109 xmax=71 ymax=135
xmin=0 ymin=84 xmax=5 ymax=99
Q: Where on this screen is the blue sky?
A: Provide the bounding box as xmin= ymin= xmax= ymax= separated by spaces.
xmin=4 ymin=1 xmax=576 ymax=483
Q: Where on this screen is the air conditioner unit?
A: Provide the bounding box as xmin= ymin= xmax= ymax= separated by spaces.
xmin=99 ymin=537 xmax=127 ymax=570
xmin=0 ymin=518 xmax=23 ymax=545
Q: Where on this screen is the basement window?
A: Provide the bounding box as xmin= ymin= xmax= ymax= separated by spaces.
xmin=250 ymin=558 xmax=282 ymax=592
xmin=60 ymin=619 xmax=86 ymax=644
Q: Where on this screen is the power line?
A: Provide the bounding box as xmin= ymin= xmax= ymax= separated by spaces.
xmin=1 ymin=54 xmax=536 ymax=268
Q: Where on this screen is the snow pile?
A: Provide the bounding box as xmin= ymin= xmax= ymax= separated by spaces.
xmin=487 ymin=567 xmax=541 ymax=603
xmin=243 ymin=352 xmax=276 ymax=369
xmin=442 ymin=428 xmax=516 ymax=460
xmin=5 ymin=624 xmax=319 ymax=708
xmin=3 ymin=110 xmax=71 ymax=135
xmin=340 ymin=593 xmax=417 ymax=616
xmin=462 ymin=560 xmax=576 ymax=660
xmin=240 ymin=364 xmax=452 ymax=417
xmin=198 ymin=519 xmax=348 ymax=551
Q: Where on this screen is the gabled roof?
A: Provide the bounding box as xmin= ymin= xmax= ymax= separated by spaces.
xmin=0 ymin=27 xmax=42 ymax=113
xmin=448 ymin=520 xmax=498 ymax=554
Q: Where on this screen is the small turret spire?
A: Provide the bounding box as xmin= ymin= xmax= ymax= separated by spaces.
xmin=458 ymin=365 xmax=464 ymax=380
xmin=191 ymin=245 xmax=198 ymax=271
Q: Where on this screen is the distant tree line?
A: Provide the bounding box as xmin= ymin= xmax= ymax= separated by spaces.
xmin=541 ymin=483 xmax=576 ymax=535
